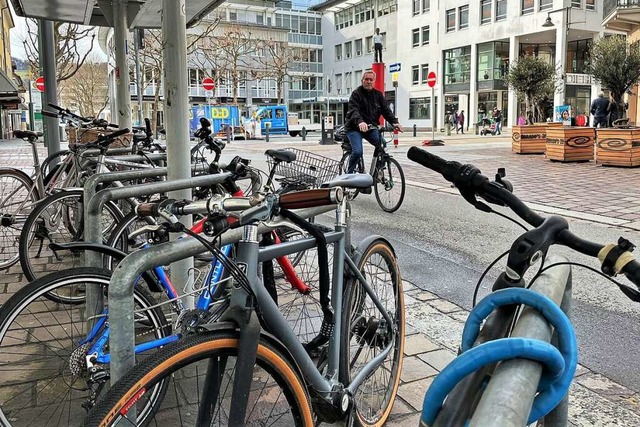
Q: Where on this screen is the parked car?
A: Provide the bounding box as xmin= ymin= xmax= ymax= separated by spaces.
xmin=334 ymin=124 xmax=346 ymax=142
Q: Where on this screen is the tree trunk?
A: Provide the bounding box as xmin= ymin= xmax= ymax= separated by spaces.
xmin=151 ymin=84 xmax=161 ymax=137
xmin=525 ymin=95 xmax=534 ymax=125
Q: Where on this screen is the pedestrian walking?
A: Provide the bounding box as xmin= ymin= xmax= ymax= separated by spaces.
xmin=458 ymin=110 xmax=465 ymax=134
xmin=452 ymin=110 xmax=459 ymax=133
xmin=608 ymin=97 xmax=619 ymax=127
xmin=590 ymin=92 xmax=610 ymax=128
xmin=492 ymin=107 xmax=503 ymax=135
xmin=373 ymin=28 xmax=383 ymax=63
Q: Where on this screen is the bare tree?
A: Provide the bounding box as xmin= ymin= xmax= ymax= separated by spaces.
xmin=59 ymin=58 xmax=109 ymax=118
xmin=23 ymin=20 xmax=96 ymax=86
xmin=257 ymin=39 xmax=301 ymax=104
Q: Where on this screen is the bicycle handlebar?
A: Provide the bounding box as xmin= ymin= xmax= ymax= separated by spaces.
xmin=407 ymin=146 xmax=640 ymax=287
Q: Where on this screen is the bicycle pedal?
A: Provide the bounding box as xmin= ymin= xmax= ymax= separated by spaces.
xmin=360 ymin=186 xmax=372 ymax=194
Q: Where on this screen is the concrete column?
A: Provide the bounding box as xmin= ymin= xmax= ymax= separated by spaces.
xmin=553 ymin=9 xmax=568 ymax=114
xmin=507 ymin=34 xmax=519 ymax=127
xmin=469 ymin=42 xmax=478 ymax=133
xmin=113 ymin=0 xmax=132 ymax=129
xmin=38 ymin=20 xmax=60 ymax=157
xmin=163 ymin=0 xmax=194 ymax=307
xmin=134 ymin=29 xmax=143 ymax=126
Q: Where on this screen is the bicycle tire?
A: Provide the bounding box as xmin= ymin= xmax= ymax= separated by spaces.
xmin=83 ymin=329 xmax=314 ymax=427
xmin=374 ymin=157 xmax=405 ymax=213
xmin=18 ymin=189 xmax=123 ymax=289
xmin=0 ymin=169 xmax=40 ymax=270
xmin=339 ymin=239 xmax=404 ymax=427
xmin=339 ymin=152 xmax=365 ymax=199
xmin=0 ymin=267 xmax=171 ymax=427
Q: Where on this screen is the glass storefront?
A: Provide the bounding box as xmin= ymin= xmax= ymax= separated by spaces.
xmin=566 ymin=40 xmax=590 ymax=74
xmin=565 ymin=85 xmax=591 ymax=116
xmin=444 ymin=46 xmax=472 ymax=84
xmin=444 ymin=95 xmax=459 ymax=115
xmin=520 ymin=43 xmax=555 ymax=66
xmin=477 ymin=92 xmax=497 ymax=121
xmin=477 ymin=42 xmax=509 ymax=81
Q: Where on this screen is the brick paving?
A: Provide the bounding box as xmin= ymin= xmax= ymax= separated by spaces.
xmin=2 ymin=136 xmax=640 ymax=425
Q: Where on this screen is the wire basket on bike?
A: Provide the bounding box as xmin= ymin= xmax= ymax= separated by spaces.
xmin=266 ymin=147 xmax=341 ymax=188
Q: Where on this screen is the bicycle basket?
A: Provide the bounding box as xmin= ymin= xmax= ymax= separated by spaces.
xmin=266 ymin=148 xmax=341 ymax=188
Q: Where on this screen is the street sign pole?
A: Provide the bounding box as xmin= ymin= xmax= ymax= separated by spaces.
xmin=424 ymin=71 xmax=443 ymax=146
xmin=431 ymin=86 xmax=435 ymax=142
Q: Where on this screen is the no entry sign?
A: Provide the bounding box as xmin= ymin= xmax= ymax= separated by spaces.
xmin=427 ymin=72 xmax=436 ymax=88
xmin=35 ymin=76 xmax=45 ymax=92
xmin=202 ymin=77 xmax=215 ymax=91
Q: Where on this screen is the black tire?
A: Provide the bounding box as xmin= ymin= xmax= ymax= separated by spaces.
xmin=0 ymin=169 xmax=39 ymax=270
xmin=83 ymin=329 xmax=313 ymax=427
xmin=339 ymin=152 xmax=365 ymax=199
xmin=339 ymin=240 xmax=404 ymax=427
xmin=18 ymin=189 xmax=123 ymax=289
xmin=374 ymin=157 xmax=405 ymax=213
xmin=0 ymin=268 xmax=171 ymax=427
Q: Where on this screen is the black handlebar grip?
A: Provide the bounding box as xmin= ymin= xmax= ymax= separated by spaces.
xmin=623 ymin=261 xmax=640 ymax=289
xmin=407 ymin=146 xmax=448 ymax=175
xmin=136 ymin=203 xmax=159 ymax=217
xmin=42 ymin=110 xmax=59 ymax=118
xmin=107 ymin=128 xmax=131 ymax=139
xmin=48 ymin=103 xmax=65 ymax=111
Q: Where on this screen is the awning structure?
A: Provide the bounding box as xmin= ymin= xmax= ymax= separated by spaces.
xmin=10 ymin=0 xmax=224 ymax=28
xmin=0 ymin=70 xmax=21 ymax=105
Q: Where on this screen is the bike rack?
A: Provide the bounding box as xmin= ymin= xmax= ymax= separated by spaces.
xmin=108 ymin=205 xmax=335 ymax=384
xmin=470 ymin=255 xmax=572 ymax=426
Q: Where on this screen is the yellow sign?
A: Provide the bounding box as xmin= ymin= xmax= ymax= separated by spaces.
xmin=211 ymin=107 xmax=230 ymax=119
xmin=392 ymin=72 xmax=399 ymax=82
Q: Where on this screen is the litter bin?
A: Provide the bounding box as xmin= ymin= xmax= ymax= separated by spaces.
xmin=59 ymin=123 xmax=68 ymax=142
xmin=474 ymin=122 xmax=480 ymax=135
xmin=445 ymin=123 xmax=451 ymax=136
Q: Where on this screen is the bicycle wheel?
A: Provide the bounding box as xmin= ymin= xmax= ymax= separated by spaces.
xmin=339 ymin=152 xmax=365 ymax=199
xmin=374 ymin=157 xmax=405 ymax=213
xmin=0 ymin=268 xmax=171 ymax=427
xmin=18 ymin=189 xmax=123 ymax=287
xmin=340 ymin=239 xmax=404 ymax=427
xmin=0 ymin=169 xmax=39 ymax=270
xmin=83 ymin=329 xmax=314 ymax=427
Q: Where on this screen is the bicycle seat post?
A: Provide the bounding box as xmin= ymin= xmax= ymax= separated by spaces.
xmin=28 ymin=135 xmax=47 ymax=196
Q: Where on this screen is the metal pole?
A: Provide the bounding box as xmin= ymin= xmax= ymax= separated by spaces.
xmin=431 ymin=86 xmax=435 ymax=142
xmin=38 ymin=19 xmax=60 ymax=160
xmin=470 ymin=255 xmax=571 ymax=427
xmin=162 ymin=0 xmax=194 ymax=307
xmin=113 ymin=0 xmax=132 ymax=130
xmin=134 ymin=29 xmax=144 ymax=126
xmin=27 ymin=79 xmax=34 ymax=131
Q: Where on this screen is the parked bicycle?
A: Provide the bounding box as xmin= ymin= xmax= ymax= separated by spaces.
xmin=340 ymin=124 xmax=406 ymax=213
xmin=407 ymin=147 xmax=640 ymax=426
xmin=83 ymin=176 xmax=404 ymax=426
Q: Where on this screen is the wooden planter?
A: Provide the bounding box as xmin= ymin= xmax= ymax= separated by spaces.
xmin=512 ymin=123 xmax=563 ymax=154
xmin=595 ymin=128 xmax=640 ymax=167
xmin=545 ymin=126 xmax=595 ymax=162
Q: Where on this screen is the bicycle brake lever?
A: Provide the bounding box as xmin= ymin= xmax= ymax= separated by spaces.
xmin=262 ymin=217 xmax=306 ymax=235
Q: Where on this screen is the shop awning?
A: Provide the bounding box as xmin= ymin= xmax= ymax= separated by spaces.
xmin=0 ymin=70 xmax=20 ymax=95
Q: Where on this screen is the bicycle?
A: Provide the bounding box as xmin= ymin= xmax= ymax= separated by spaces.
xmin=339 ymin=124 xmax=406 ymax=213
xmin=83 ymin=176 xmax=405 ymax=426
xmin=406 ymin=147 xmax=640 ymax=426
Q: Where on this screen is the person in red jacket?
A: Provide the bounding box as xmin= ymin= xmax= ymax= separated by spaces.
xmin=457 ymin=110 xmax=465 ymax=134
xmin=345 ymin=71 xmax=403 ymax=173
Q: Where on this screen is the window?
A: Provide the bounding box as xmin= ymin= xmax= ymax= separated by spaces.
xmin=572 ymin=0 xmax=581 ymax=7
xmin=423 ymin=0 xmax=430 ymax=13
xmin=522 ymin=0 xmax=533 ymax=14
xmin=412 ymin=29 xmax=420 ymax=47
xmin=422 ymin=26 xmax=430 ymax=45
xmin=586 ymin=0 xmax=595 ymax=10
xmin=412 ymin=65 xmax=419 ymax=85
xmin=335 ymin=74 xmax=342 ymax=94
xmin=344 ymin=41 xmax=352 ymax=59
xmin=355 ymin=39 xmax=363 ymax=56
xmin=480 ymin=0 xmax=491 ymax=24
xmin=229 ymin=11 xmax=237 ymax=21
xmin=409 ymin=97 xmax=431 ymax=119
xmin=539 ymin=0 xmax=552 ymax=10
xmin=421 ymin=64 xmax=429 ymax=84
xmin=444 ymin=46 xmax=472 ymax=84
xmin=366 ymin=36 xmax=373 ymax=52
xmin=335 ymin=44 xmax=342 ymax=61
xmin=413 ymin=0 xmax=420 ymax=15
xmin=446 ymin=9 xmax=456 ymax=32
xmin=459 ymin=5 xmax=469 ymax=29
xmin=496 ymin=0 xmax=507 ymax=20
xmin=256 ymin=14 xmax=264 ymax=25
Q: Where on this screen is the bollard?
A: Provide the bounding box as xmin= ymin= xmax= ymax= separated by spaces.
xmin=301 ymin=126 xmax=307 ymax=141
xmin=393 ymin=128 xmax=399 ymax=147
xmin=265 ymin=123 xmax=270 ymax=142
xmin=413 ymin=124 xmax=417 ymax=137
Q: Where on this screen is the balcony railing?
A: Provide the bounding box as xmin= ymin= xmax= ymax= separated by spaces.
xmin=605 ymin=0 xmax=640 ymax=18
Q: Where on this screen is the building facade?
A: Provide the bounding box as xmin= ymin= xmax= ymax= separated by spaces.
xmin=0 ymin=0 xmax=24 ymax=138
xmin=315 ymin=0 xmax=611 ymax=129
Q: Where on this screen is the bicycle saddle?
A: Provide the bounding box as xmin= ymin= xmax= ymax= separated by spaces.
xmin=14 ymin=130 xmax=43 ymax=139
xmin=321 ymin=173 xmax=373 ymax=189
xmin=265 ymin=149 xmax=296 ymax=163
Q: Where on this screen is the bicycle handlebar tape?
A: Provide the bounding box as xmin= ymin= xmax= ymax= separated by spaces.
xmin=420 ymin=288 xmax=577 ymax=426
xmin=279 ymin=188 xmax=343 ymax=210
xmin=136 ymin=203 xmax=159 ymax=217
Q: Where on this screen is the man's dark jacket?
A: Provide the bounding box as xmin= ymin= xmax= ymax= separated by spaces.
xmin=345 ymin=86 xmax=398 ymax=131
xmin=590 ymin=96 xmax=610 ymax=119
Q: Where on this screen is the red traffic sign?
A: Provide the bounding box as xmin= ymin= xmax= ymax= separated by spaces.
xmin=35 ymin=76 xmax=45 ymax=92
xmin=427 ymin=71 xmax=436 ymax=88
xmin=202 ymin=77 xmax=215 ymax=91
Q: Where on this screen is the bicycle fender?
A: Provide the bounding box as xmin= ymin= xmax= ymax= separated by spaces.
xmin=0 ymin=167 xmax=36 ymax=189
xmin=350 ymin=235 xmax=397 ymax=268
xmin=48 ymin=242 xmax=162 ymax=292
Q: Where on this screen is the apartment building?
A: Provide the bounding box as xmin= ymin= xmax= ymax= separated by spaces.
xmin=0 ymin=0 xmax=23 ymax=138
xmin=316 ymin=0 xmax=610 ymax=129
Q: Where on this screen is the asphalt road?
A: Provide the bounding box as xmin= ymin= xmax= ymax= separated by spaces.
xmin=337 ymin=185 xmax=640 ymax=393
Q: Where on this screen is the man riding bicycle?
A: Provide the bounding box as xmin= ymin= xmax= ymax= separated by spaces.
xmin=345 ymin=70 xmax=403 ymax=174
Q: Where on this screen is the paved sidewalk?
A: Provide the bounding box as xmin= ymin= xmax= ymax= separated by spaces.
xmin=2 ymin=135 xmax=640 ymax=425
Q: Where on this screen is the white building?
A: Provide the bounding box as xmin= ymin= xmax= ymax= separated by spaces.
xmin=313 ymin=0 xmax=613 ymax=129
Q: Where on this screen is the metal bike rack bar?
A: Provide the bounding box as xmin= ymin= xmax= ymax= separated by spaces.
xmin=108 ymin=205 xmax=334 ymax=384
xmin=82 ymin=163 xmax=210 ymax=325
xmin=470 ymin=255 xmax=571 ymax=427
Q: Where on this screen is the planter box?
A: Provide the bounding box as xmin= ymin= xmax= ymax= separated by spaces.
xmin=595 ymin=128 xmax=640 ymax=167
xmin=512 ymin=123 xmax=563 ymax=154
xmin=545 ymin=126 xmax=595 ymax=162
